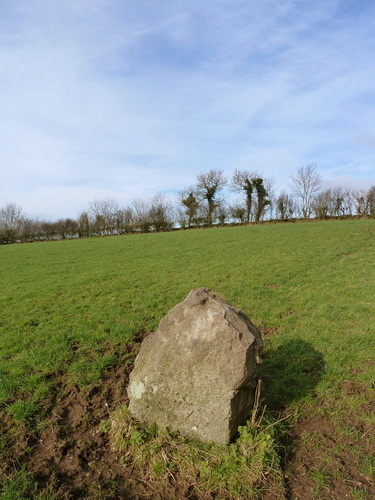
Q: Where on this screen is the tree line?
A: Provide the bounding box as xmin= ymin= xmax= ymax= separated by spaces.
xmin=1 ymin=164 xmax=374 ymax=244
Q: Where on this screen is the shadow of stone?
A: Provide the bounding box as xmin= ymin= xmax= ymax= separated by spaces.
xmin=258 ymin=338 xmax=325 ymax=413
xmin=257 ymin=339 xmax=325 ymax=498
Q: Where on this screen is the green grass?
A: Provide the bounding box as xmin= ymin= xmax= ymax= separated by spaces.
xmin=1 ymin=219 xmax=374 ymax=497
xmin=1 ymin=220 xmax=373 ymax=400
xmin=0 ymin=467 xmax=56 ymax=500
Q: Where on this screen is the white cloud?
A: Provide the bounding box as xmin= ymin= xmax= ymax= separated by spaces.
xmin=1 ymin=0 xmax=375 ymax=219
xmin=322 ymin=173 xmax=375 ymax=192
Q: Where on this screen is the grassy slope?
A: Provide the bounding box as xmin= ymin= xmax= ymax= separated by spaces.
xmin=1 ymin=220 xmax=374 ymax=497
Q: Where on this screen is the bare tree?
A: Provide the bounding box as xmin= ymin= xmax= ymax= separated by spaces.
xmin=131 ymin=199 xmax=152 ymax=233
xmin=39 ymin=220 xmax=56 ymax=240
xmin=330 ymin=187 xmax=345 ymax=217
xmin=55 ymin=218 xmax=79 ymax=239
xmin=176 ymin=207 xmax=188 ymax=229
xmin=353 ymin=189 xmax=370 ymax=216
xmin=77 ymin=211 xmax=91 ymax=237
xmin=216 ymin=202 xmax=228 ymax=226
xmin=368 ymin=185 xmax=375 ymax=216
xmin=276 ymin=192 xmax=296 ymax=221
xmin=149 ymin=194 xmax=174 ymax=232
xmin=344 ymin=189 xmax=355 ymax=216
xmin=89 ymin=198 xmax=119 ymax=235
xmin=290 ymin=164 xmax=321 ymax=218
xmin=229 ymin=201 xmax=247 ymax=224
xmin=0 ymin=202 xmax=24 ymax=243
xmin=196 ymin=169 xmax=227 ymax=226
xmin=115 ymin=207 xmax=134 ymax=233
xmin=330 ymin=188 xmax=354 ymax=217
xmin=264 ymin=177 xmax=276 ymax=219
xmin=312 ymin=189 xmax=333 ymax=219
xmin=18 ymin=218 xmax=37 ymax=243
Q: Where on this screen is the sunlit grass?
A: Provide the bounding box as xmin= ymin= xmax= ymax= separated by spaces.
xmin=1 ymin=220 xmax=374 ymax=408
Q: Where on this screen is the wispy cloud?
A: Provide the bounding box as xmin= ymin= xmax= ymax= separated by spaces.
xmin=1 ymin=0 xmax=374 ymax=219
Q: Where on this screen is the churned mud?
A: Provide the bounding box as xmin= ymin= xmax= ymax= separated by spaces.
xmin=1 ymin=342 xmax=203 ymax=499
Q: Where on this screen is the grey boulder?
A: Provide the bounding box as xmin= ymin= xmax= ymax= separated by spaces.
xmin=127 ymin=287 xmax=263 ymax=444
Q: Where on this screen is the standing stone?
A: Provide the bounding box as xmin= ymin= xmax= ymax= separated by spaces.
xmin=127 ymin=287 xmax=263 ymax=444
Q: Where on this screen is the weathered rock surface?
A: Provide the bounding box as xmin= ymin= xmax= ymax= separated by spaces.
xmin=127 ymin=287 xmax=263 ymax=444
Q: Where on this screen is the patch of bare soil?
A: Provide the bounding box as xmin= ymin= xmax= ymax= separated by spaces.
xmin=30 ymin=371 xmax=133 ymax=498
xmin=1 ymin=343 xmax=204 ymax=499
xmin=2 ymin=365 xmax=134 ymax=498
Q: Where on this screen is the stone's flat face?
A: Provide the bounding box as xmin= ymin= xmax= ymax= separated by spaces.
xmin=127 ymin=287 xmax=263 ymax=444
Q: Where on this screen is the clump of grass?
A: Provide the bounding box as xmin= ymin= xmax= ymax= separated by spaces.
xmin=7 ymin=399 xmax=38 ymax=422
xmin=106 ymin=404 xmax=283 ymax=498
xmin=0 ymin=467 xmax=36 ymax=499
xmin=361 ymin=454 xmax=375 ymax=479
xmin=308 ymin=466 xmax=332 ymax=497
xmin=1 ymin=467 xmax=57 ymax=500
xmin=68 ymin=350 xmax=119 ymax=386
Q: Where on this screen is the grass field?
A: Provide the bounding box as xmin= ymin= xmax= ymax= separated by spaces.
xmin=1 ymin=220 xmax=374 ymax=499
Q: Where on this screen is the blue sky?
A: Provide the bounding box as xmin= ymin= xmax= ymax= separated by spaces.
xmin=1 ymin=0 xmax=375 ymax=220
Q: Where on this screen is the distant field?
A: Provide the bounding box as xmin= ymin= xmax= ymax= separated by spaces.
xmin=1 ymin=220 xmax=374 ymax=499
